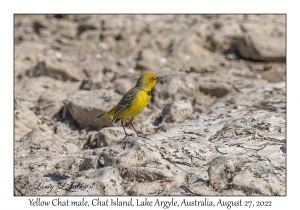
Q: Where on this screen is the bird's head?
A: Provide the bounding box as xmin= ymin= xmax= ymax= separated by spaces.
xmin=136 ymin=72 xmax=161 ymax=90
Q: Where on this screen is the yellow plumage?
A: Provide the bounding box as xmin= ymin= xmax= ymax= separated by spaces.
xmin=95 ymin=72 xmax=160 ymax=137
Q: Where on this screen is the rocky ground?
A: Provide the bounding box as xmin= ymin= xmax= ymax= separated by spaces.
xmin=14 ymin=14 xmax=286 ymax=196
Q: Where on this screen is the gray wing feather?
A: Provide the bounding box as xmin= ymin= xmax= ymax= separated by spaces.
xmin=119 ymin=93 xmax=135 ymax=107
xmin=113 ymin=88 xmax=137 ymax=120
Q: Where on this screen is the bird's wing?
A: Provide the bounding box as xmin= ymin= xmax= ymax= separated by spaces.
xmin=112 ymin=88 xmax=138 ymax=121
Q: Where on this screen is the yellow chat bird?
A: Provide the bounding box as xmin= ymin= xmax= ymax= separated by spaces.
xmin=95 ymin=72 xmax=161 ymax=137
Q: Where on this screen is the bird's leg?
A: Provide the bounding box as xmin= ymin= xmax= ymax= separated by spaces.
xmin=130 ymin=122 xmax=140 ymax=137
xmin=129 ymin=117 xmax=141 ymax=137
xmin=121 ymin=121 xmax=134 ymax=137
xmin=131 ymin=122 xmax=148 ymax=139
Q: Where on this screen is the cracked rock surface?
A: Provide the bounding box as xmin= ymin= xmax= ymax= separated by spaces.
xmin=14 ymin=14 xmax=285 ymax=196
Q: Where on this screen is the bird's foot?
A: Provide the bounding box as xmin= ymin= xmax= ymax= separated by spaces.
xmin=122 ymin=133 xmax=134 ymax=141
xmin=136 ymin=134 xmax=150 ymax=140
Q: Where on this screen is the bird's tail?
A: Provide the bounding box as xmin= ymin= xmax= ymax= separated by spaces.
xmin=94 ymin=113 xmax=107 ymax=121
xmin=94 ymin=105 xmax=118 ymax=121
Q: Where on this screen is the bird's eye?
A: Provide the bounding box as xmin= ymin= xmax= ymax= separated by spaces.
xmin=150 ymin=77 xmax=154 ymax=81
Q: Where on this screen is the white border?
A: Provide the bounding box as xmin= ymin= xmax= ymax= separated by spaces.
xmin=3 ymin=0 xmax=296 ymax=209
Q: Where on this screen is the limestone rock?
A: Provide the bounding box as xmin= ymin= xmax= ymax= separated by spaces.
xmin=231 ymin=168 xmax=281 ymax=195
xmin=199 ymin=82 xmax=230 ymax=97
xmin=172 ymin=34 xmax=204 ymax=58
xmin=63 ymin=90 xmax=121 ymax=130
xmin=80 ymin=156 xmax=99 ymax=171
xmin=25 ymin=60 xmax=81 ymax=82
xmin=77 ymin=22 xmax=97 ymax=37
xmin=38 ymin=92 xmax=66 ymax=116
xmin=114 ymin=78 xmax=133 ymax=95
xmin=236 ymin=32 xmax=286 ymax=62
xmin=64 ymin=143 xmax=79 ymax=154
xmin=152 ymin=74 xmax=197 ymax=107
xmin=172 ymin=35 xmax=219 ymax=72
xmin=209 ymin=20 xmax=243 ymax=52
xmin=97 ymin=127 xmax=135 ymax=147
xmin=137 ymin=48 xmax=159 ymax=63
xmin=208 ymin=155 xmax=250 ymax=191
xmin=14 ymin=99 xmax=41 ymax=141
xmin=75 ymin=166 xmax=124 ymax=195
xmin=20 ymin=125 xmax=53 ymax=146
xmin=79 ymin=79 xmax=102 ymax=90
xmin=161 ymin=100 xmax=193 ymax=123
xmin=128 ymin=182 xmax=164 ymax=196
xmin=186 ymin=55 xmax=219 ymax=73
xmin=240 ymin=22 xmax=285 ymax=38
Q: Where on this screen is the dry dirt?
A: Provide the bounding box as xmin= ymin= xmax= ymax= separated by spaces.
xmin=14 ymin=14 xmax=286 ymax=196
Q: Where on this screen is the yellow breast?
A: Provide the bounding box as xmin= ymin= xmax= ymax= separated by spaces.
xmin=119 ymin=90 xmax=150 ymax=119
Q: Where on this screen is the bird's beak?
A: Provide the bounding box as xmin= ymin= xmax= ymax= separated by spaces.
xmin=157 ymin=76 xmax=163 ymax=80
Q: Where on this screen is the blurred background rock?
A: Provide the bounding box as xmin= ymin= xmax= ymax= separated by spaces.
xmin=14 ymin=14 xmax=285 ymax=196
